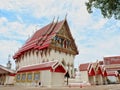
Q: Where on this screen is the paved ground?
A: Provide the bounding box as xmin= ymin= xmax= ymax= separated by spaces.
xmin=0 ymin=84 xmax=120 ymax=90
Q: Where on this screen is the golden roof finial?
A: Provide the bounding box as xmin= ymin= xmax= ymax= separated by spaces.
xmin=65 ymin=13 xmax=68 ymax=20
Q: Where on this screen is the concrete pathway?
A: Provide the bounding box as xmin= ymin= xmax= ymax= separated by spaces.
xmin=0 ymin=84 xmax=120 ymax=90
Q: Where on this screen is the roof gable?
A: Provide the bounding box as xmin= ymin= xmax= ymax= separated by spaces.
xmin=17 ymin=61 xmax=66 ymax=73
xmin=104 ymin=56 xmax=120 ymax=65
xmin=96 ymin=66 xmax=103 ymax=75
xmin=0 ymin=65 xmax=15 ymax=74
xmin=50 ymin=20 xmax=78 ymax=54
xmin=88 ymin=68 xmax=95 ymax=76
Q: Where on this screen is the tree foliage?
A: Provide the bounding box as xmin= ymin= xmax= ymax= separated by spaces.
xmin=86 ymin=0 xmax=120 ymax=20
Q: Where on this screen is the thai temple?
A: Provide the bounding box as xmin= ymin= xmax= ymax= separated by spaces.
xmin=0 ymin=59 xmax=15 ymax=85
xmin=0 ymin=17 xmax=120 ymax=87
xmin=13 ymin=18 xmax=79 ymax=87
xmin=79 ymin=56 xmax=120 ymax=85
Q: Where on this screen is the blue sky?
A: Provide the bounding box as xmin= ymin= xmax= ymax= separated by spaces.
xmin=0 ymin=0 xmax=120 ymax=69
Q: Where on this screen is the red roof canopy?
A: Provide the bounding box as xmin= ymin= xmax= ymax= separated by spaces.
xmin=13 ymin=20 xmax=65 ymax=59
xmin=0 ymin=65 xmax=15 ymax=74
xmin=104 ymin=56 xmax=120 ymax=65
xmin=106 ymin=67 xmax=120 ymax=71
xmin=13 ymin=19 xmax=78 ymax=59
xmin=79 ymin=63 xmax=91 ymax=71
xmin=17 ymin=61 xmax=66 ymax=73
xmin=106 ymin=71 xmax=118 ymax=77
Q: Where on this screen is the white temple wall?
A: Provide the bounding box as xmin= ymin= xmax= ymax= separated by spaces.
xmin=80 ymin=71 xmax=89 ymax=83
xmin=17 ymin=48 xmax=75 ymax=74
xmin=5 ymin=75 xmax=15 ymax=85
xmin=49 ymin=49 xmax=74 ymax=64
xmin=51 ymin=72 xmax=64 ymax=86
xmin=41 ymin=70 xmax=52 ymax=87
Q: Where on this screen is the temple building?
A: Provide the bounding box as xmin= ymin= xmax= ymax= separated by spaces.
xmin=79 ymin=63 xmax=95 ymax=85
xmin=79 ymin=56 xmax=120 ymax=85
xmin=0 ymin=60 xmax=15 ymax=85
xmin=103 ymin=56 xmax=120 ymax=83
xmin=13 ymin=18 xmax=78 ymax=87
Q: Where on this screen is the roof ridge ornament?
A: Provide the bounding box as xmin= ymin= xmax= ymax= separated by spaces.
xmin=56 ymin=16 xmax=59 ymax=23
xmin=65 ymin=13 xmax=68 ymax=20
xmin=52 ymin=16 xmax=55 ymax=23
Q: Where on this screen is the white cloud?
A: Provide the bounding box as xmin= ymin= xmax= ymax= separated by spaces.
xmin=0 ymin=17 xmax=36 ymax=68
xmin=0 ymin=0 xmax=120 ymax=69
xmin=0 ymin=40 xmax=22 ymax=68
xmin=0 ymin=16 xmax=37 ymax=40
xmin=92 ymin=18 xmax=108 ymax=30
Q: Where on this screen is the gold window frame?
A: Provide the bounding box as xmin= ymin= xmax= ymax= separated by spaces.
xmin=27 ymin=72 xmax=33 ymax=82
xmin=21 ymin=73 xmax=26 ymax=82
xmin=33 ymin=72 xmax=40 ymax=82
xmin=16 ymin=74 xmax=21 ymax=82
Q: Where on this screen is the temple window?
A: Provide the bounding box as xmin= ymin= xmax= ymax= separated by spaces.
xmin=60 ymin=38 xmax=64 ymax=47
xmin=64 ymin=40 xmax=67 ymax=48
xmin=66 ymin=40 xmax=70 ymax=48
xmin=16 ymin=74 xmax=21 ymax=81
xmin=53 ymin=35 xmax=72 ymax=50
xmin=21 ymin=73 xmax=26 ymax=81
xmin=27 ymin=73 xmax=32 ymax=81
xmin=54 ymin=36 xmax=58 ymax=41
xmin=34 ymin=72 xmax=40 ymax=81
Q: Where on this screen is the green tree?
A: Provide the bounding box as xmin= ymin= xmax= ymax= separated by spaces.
xmin=86 ymin=0 xmax=120 ymax=20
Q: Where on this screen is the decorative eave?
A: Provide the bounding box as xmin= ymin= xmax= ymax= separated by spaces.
xmin=0 ymin=65 xmax=15 ymax=74
xmin=106 ymin=71 xmax=118 ymax=77
xmin=17 ymin=61 xmax=66 ymax=73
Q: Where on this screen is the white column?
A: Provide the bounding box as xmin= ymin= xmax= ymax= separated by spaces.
xmin=32 ymin=50 xmax=35 ymax=64
xmin=34 ymin=51 xmax=37 ymax=64
xmin=38 ymin=51 xmax=41 ymax=63
xmin=27 ymin=52 xmax=29 ymax=66
xmin=29 ymin=51 xmax=32 ymax=65
xmin=24 ymin=54 xmax=27 ymax=66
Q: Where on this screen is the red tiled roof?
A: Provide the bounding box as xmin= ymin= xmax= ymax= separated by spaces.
xmin=0 ymin=65 xmax=15 ymax=74
xmin=79 ymin=63 xmax=91 ymax=71
xmin=106 ymin=71 xmax=118 ymax=77
xmin=17 ymin=61 xmax=66 ymax=73
xmin=105 ymin=67 xmax=120 ymax=71
xmin=13 ymin=20 xmax=65 ymax=59
xmin=104 ymin=56 xmax=120 ymax=65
